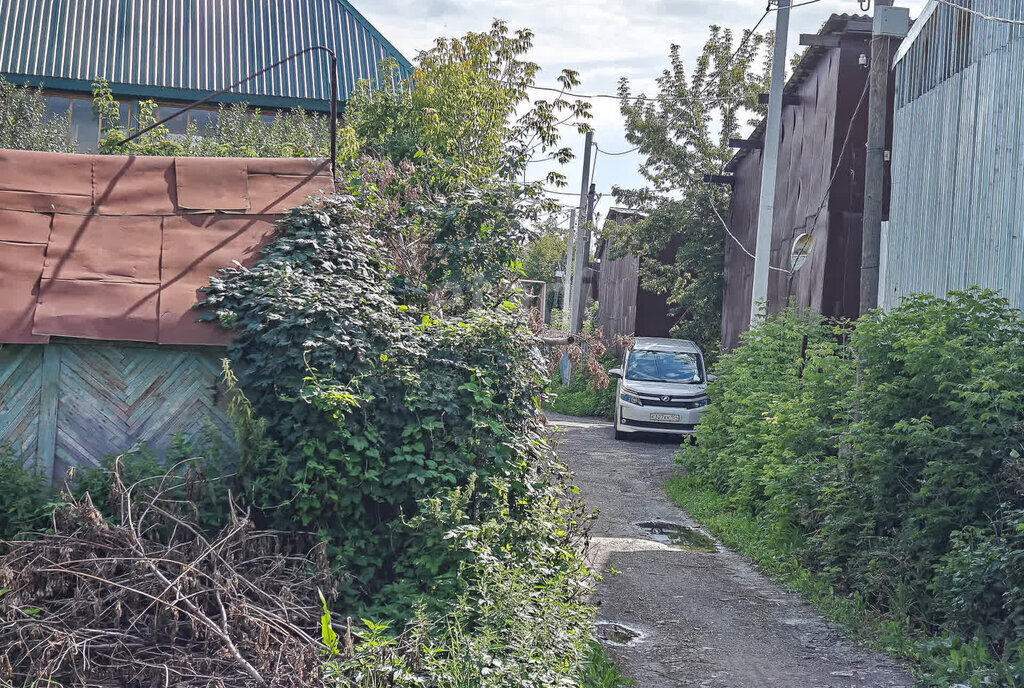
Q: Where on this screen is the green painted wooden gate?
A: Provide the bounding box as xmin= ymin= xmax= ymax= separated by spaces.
xmin=0 ymin=340 xmax=232 ymax=483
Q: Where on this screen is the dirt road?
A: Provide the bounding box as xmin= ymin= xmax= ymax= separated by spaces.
xmin=548 ymin=414 xmax=915 ymax=688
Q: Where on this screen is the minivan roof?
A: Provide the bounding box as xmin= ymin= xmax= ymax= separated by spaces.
xmin=631 ymin=337 xmax=702 ymax=355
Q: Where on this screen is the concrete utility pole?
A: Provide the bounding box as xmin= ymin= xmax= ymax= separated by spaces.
xmin=561 ymin=208 xmax=577 ymax=320
xmin=567 ymin=130 xmax=594 ymax=333
xmin=749 ymin=0 xmax=791 ymax=324
xmin=860 ymin=1 xmax=908 ymax=314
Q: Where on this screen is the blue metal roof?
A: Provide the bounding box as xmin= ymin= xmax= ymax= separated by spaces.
xmin=0 ymin=0 xmax=412 ymax=110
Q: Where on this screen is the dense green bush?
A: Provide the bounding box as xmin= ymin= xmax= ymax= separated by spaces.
xmin=681 ymin=289 xmax=1024 ymax=684
xmin=199 ymin=195 xmax=588 ymax=615
xmin=0 ymin=451 xmax=53 ymax=542
xmin=545 ymin=352 xmax=618 ymax=419
xmin=0 ymin=77 xmax=74 ymax=152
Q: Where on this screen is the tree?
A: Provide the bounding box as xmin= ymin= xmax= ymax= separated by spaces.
xmin=611 ymin=27 xmax=770 ymax=361
xmin=521 ymin=220 xmax=568 ymax=314
xmin=343 ymin=20 xmax=592 ymax=311
xmin=0 ymin=77 xmax=74 ymax=152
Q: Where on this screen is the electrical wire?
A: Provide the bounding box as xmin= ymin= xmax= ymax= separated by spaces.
xmin=595 ymin=144 xmax=641 ymax=156
xmin=711 ymin=203 xmax=790 ymax=273
xmin=770 ymin=0 xmax=824 ymax=10
xmin=931 ymin=0 xmax=1024 ymax=25
xmin=803 ymin=77 xmax=870 ymax=242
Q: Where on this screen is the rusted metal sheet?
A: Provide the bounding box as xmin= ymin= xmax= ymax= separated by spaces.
xmin=722 ymin=14 xmax=876 ymax=350
xmin=0 ymin=241 xmax=49 ymax=343
xmin=93 ymin=156 xmax=179 ymax=215
xmin=43 ymin=214 xmax=164 ymax=283
xmin=0 ymin=208 xmax=51 ymax=243
xmin=159 ymin=214 xmax=277 ymax=345
xmin=34 ymin=279 xmax=161 ymax=342
xmin=0 ymin=149 xmax=332 ymax=347
xmin=175 ymin=158 xmax=250 ymax=212
xmin=246 ymin=172 xmax=334 ymax=214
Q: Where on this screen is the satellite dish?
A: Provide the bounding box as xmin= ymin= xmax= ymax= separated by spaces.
xmin=790 ymin=233 xmax=814 ymax=272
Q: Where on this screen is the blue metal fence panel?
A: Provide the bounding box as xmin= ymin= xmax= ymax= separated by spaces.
xmin=885 ymin=0 xmax=1024 ymax=310
xmin=0 ymin=0 xmax=411 ymax=108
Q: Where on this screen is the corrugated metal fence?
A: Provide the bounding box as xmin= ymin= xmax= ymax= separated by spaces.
xmin=0 ymin=0 xmax=411 ymax=106
xmin=885 ymin=0 xmax=1024 ymax=309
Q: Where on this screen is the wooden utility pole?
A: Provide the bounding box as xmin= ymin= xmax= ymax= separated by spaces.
xmin=860 ymin=1 xmax=908 ymax=314
xmin=567 ymin=130 xmax=594 ymax=334
xmin=750 ymin=0 xmax=791 ymax=324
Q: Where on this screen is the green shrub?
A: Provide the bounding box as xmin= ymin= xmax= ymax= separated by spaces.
xmin=681 ymin=288 xmax=1024 ymax=682
xmin=0 ymin=450 xmax=53 ymax=541
xmin=545 ymin=353 xmax=618 ymax=419
xmin=0 ymin=77 xmax=74 ymax=152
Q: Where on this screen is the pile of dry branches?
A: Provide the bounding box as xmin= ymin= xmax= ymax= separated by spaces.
xmin=0 ymin=460 xmax=339 ymax=687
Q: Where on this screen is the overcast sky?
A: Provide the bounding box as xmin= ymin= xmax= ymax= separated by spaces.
xmin=357 ymin=0 xmax=926 ymax=225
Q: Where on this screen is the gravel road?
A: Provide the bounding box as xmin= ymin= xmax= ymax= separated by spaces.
xmin=547 ymin=413 xmax=916 ymax=688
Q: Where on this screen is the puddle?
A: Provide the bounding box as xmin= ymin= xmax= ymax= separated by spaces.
xmin=636 ymin=521 xmax=717 ymax=552
xmin=595 ymin=622 xmax=643 ymax=645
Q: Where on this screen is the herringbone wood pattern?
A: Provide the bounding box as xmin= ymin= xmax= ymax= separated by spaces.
xmin=0 ymin=342 xmax=232 ymax=481
xmin=0 ymin=345 xmax=42 ymax=460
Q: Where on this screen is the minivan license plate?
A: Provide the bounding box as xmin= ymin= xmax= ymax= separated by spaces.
xmin=650 ymin=413 xmax=680 ymax=422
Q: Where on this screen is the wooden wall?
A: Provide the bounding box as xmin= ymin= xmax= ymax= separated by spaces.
xmin=0 ymin=340 xmax=232 ymax=483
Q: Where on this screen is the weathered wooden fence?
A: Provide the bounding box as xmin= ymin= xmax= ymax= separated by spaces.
xmin=0 ymin=341 xmax=231 ymax=483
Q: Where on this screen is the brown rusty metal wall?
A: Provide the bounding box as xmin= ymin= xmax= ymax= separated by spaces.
xmin=721 ymin=149 xmax=762 ymax=352
xmin=722 ymin=25 xmax=872 ymax=350
xmin=0 ymin=149 xmax=332 ymax=346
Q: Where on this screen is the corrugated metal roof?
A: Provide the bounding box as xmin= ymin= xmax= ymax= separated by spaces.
xmin=0 ymin=0 xmax=412 ymax=109
xmin=726 ymin=14 xmax=872 ymax=173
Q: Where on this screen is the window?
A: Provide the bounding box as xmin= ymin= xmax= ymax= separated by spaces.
xmin=70 ymin=98 xmax=99 ymax=153
xmin=157 ymin=105 xmax=189 ymax=135
xmin=625 ymin=350 xmax=704 ymax=383
xmin=43 ymin=95 xmax=71 ymax=120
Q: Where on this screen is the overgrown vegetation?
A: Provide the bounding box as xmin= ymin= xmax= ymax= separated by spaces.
xmin=678 ymin=289 xmax=1024 ymax=686
xmin=545 ymin=351 xmax=618 ymax=419
xmin=609 ymin=27 xmax=771 ymax=363
xmin=0 ymin=20 xmax=635 ymax=687
xmin=92 ymin=79 xmax=359 ymax=159
xmin=0 ymin=77 xmax=74 ymax=152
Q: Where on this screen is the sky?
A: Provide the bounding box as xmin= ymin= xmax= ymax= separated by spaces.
xmin=357 ymin=0 xmax=927 ymax=226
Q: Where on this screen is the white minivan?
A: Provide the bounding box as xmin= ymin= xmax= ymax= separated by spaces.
xmin=608 ymin=337 xmax=712 ymax=440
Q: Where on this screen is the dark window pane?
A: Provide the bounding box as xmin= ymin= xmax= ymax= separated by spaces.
xmin=43 ymin=96 xmax=70 ymax=120
xmin=260 ymin=112 xmax=276 ymax=124
xmin=189 ymin=109 xmax=217 ymax=132
xmin=71 ymin=99 xmax=99 ymax=152
xmin=117 ymin=101 xmax=131 ymax=130
xmin=159 ymin=106 xmax=188 ymax=134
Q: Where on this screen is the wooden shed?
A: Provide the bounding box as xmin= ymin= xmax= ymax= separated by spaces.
xmin=0 ymin=149 xmax=332 ymax=482
xmin=720 ymin=14 xmax=898 ymax=350
xmin=596 ymin=207 xmax=679 ymax=348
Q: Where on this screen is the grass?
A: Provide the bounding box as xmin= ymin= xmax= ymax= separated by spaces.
xmin=664 ymin=474 xmax=1024 ymax=687
xmin=580 ymin=641 xmax=637 ymax=687
xmin=544 ymin=377 xmax=616 ymax=419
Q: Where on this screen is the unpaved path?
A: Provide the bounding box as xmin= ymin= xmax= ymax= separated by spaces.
xmin=548 ymin=414 xmax=915 ymax=688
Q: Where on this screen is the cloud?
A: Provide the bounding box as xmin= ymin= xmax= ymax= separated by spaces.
xmin=356 ymin=0 xmax=929 ymax=217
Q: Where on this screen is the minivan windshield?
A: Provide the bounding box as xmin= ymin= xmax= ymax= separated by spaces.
xmin=625 ymin=350 xmax=704 ymax=383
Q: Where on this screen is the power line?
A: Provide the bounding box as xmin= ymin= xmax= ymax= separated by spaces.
xmin=804 ymin=77 xmax=870 ymax=242
xmin=931 ymin=0 xmax=1024 ymax=25
xmin=595 ymin=144 xmax=641 ymax=156
xmin=711 ymin=202 xmax=790 ymax=273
